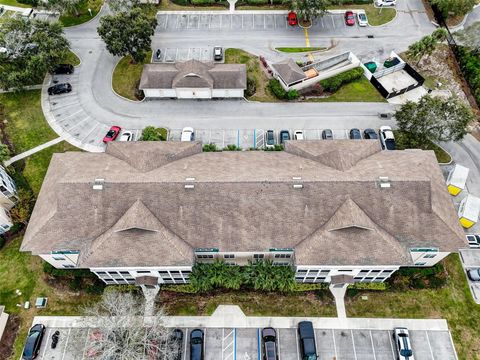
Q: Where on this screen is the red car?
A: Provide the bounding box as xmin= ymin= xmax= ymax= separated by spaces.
xmin=103 ymin=126 xmax=121 ymax=143
xmin=345 ymin=11 xmax=355 ymax=26
xmin=288 ymin=11 xmax=297 ymax=26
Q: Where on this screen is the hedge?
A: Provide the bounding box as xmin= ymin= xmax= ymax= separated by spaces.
xmin=171 ymin=0 xmax=189 ymax=4
xmin=292 ymin=283 xmax=329 ymax=291
xmin=43 ymin=262 xmax=95 ymax=278
xmin=191 ymin=0 xmax=217 ymax=4
xmin=161 ymin=284 xmax=198 ymax=293
xmin=349 ymin=282 xmax=389 ymax=291
xmin=246 ymin=0 xmax=268 ymax=4
xmin=268 ymin=79 xmax=299 ymax=100
xmin=457 ymin=47 xmax=480 ymax=106
xmin=319 ymin=67 xmax=364 ymax=93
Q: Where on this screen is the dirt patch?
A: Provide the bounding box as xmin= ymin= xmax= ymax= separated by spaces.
xmin=0 ymin=314 xmax=20 ymax=359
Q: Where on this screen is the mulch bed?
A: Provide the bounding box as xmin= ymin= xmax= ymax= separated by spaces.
xmin=0 ymin=314 xmax=20 ymax=360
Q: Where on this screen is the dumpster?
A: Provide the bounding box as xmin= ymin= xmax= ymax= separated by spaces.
xmin=364 ymin=62 xmax=377 ymax=73
xmin=458 ymin=194 xmax=480 ymax=228
xmin=446 ymin=164 xmax=469 ymax=196
xmin=383 ymin=57 xmax=400 ymax=68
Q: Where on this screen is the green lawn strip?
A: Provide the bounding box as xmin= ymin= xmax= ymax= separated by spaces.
xmin=328 ymin=4 xmax=396 ymax=26
xmin=162 ymin=289 xmax=337 ymax=317
xmin=112 ymin=51 xmax=152 ymax=101
xmin=62 ymin=50 xmax=81 ymax=66
xmin=159 ymin=0 xmax=226 ymax=10
xmin=59 ymin=0 xmax=103 ymax=27
xmin=224 ymin=48 xmax=277 ymax=102
xmin=0 ymin=0 xmax=30 ymax=7
xmin=394 ymin=130 xmax=451 ymax=164
xmin=309 ymin=77 xmax=386 ymax=102
xmin=276 ymin=47 xmax=325 ymax=53
xmin=346 ymin=255 xmax=480 ymax=360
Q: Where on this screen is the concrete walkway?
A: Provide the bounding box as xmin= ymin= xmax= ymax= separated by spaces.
xmin=32 ymin=305 xmax=451 ymax=330
xmin=329 ymin=284 xmax=347 ymax=318
xmin=4 ymin=137 xmax=63 ymax=166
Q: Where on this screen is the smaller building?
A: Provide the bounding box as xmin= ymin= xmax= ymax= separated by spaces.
xmin=139 ymin=59 xmax=246 ymax=99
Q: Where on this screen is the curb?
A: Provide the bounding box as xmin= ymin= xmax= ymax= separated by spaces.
xmin=63 ymin=3 xmax=104 ymax=29
xmin=437 ymin=143 xmax=454 ymax=165
xmin=110 ymin=57 xmax=146 ymax=104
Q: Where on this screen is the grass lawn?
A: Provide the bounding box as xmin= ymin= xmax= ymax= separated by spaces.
xmin=0 ymin=0 xmax=30 ymax=7
xmin=347 ymin=255 xmax=480 ymax=360
xmin=394 ymin=130 xmax=452 ymax=164
xmin=59 ymin=0 xmax=103 ymax=27
xmin=62 ymin=50 xmax=81 ymax=67
xmin=162 ymin=289 xmax=336 ymax=317
xmin=0 ymin=237 xmax=101 ymax=360
xmin=276 ymin=47 xmax=325 ymax=53
xmin=329 ymin=4 xmax=396 ymax=26
xmin=309 ymin=77 xmax=387 ymax=102
xmin=225 ymin=48 xmax=277 ymax=102
xmin=112 ymin=51 xmax=152 ymax=101
xmin=159 ymin=0 xmax=226 ymax=10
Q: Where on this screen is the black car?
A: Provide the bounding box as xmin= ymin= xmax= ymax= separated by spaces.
xmin=190 ymin=329 xmax=204 ymax=360
xmin=51 ymin=64 xmax=74 ymax=75
xmin=298 ymin=321 xmax=317 ymax=360
xmin=349 ymin=128 xmax=362 ymax=140
xmin=363 ymin=128 xmax=378 ymax=139
xmin=265 ymin=129 xmax=275 ymax=149
xmin=48 ymin=83 xmax=72 ymax=95
xmin=262 ymin=327 xmax=278 ymax=360
xmin=171 ymin=328 xmax=184 ymax=360
xmin=22 ymin=324 xmax=45 ymax=360
xmin=279 ymin=130 xmax=290 ymax=144
xmin=322 ymin=129 xmax=333 ymax=140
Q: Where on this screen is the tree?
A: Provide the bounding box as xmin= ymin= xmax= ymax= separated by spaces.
xmin=72 ymin=290 xmax=180 ymax=360
xmin=290 ymin=0 xmax=330 ymax=23
xmin=430 ymin=0 xmax=476 ymax=18
xmin=97 ymin=7 xmax=158 ymax=64
xmin=406 ymin=28 xmax=447 ymax=65
xmin=140 ymin=126 xmax=166 ymax=141
xmin=0 ymin=18 xmax=70 ymax=90
xmin=10 ymin=188 xmax=35 ymax=226
xmin=394 ymin=95 xmax=474 ymax=147
xmin=109 ymin=0 xmax=141 ymax=13
xmin=47 ymin=0 xmax=83 ymax=16
xmin=455 ymin=22 xmax=480 ymax=50
xmin=0 ymin=144 xmax=10 ymax=164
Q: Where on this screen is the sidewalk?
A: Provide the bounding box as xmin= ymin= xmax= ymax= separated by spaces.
xmin=4 ymin=137 xmax=63 ymax=166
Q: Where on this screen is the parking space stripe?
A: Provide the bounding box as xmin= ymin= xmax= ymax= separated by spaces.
xmin=331 ymin=15 xmax=335 ymax=27
xmin=183 ymin=328 xmax=188 ymax=360
xmin=369 ymin=331 xmax=378 ymax=360
xmin=295 ymin=328 xmax=300 ymax=360
xmin=41 ymin=328 xmax=52 ymax=359
xmin=165 ymin=14 xmax=169 ymax=29
xmin=61 ymin=328 xmax=71 ymax=360
xmin=332 ymin=329 xmax=338 ymax=359
xmin=277 ymin=328 xmax=281 ymax=360
xmin=388 ymin=331 xmax=396 ymax=360
xmin=233 ymin=328 xmax=236 ymax=360
xmin=351 ymin=330 xmax=358 ymax=360
xmin=425 ymin=331 xmax=435 ymax=360
xmin=81 ymin=328 xmax=90 ymax=360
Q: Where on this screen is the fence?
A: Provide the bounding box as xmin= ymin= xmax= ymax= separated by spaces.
xmin=369 ymin=62 xmax=425 ymax=99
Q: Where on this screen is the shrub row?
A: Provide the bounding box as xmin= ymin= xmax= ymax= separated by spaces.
xmin=349 ymin=282 xmax=389 ymax=291
xmin=388 ymin=262 xmax=447 ymax=290
xmin=319 ymin=67 xmax=364 ymax=93
xmin=456 ymin=46 xmax=480 ymax=107
xmin=43 ymin=262 xmax=96 ymax=278
xmin=268 ymin=79 xmax=299 ymax=100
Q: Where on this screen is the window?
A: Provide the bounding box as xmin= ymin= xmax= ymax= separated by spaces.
xmin=171 ymin=271 xmax=180 ymax=274
xmin=274 ymin=254 xmax=291 ymax=259
xmin=381 ymin=270 xmax=394 ymax=274
xmin=423 ymin=254 xmax=436 ymax=259
xmin=415 ymin=262 xmax=426 ymax=266
xmin=307 ymin=270 xmax=319 ymax=276
xmin=137 ymin=270 xmax=151 ymax=274
xmin=365 ymin=277 xmax=374 ymax=280
xmin=97 ymin=271 xmax=106 ymax=275
xmin=63 ymin=264 xmax=75 ymax=268
xmin=297 ymin=269 xmax=308 ymax=273
xmin=359 ymin=270 xmax=369 ymax=274
xmin=52 ymin=255 xmax=65 ymax=261
xmin=197 ymin=254 xmax=214 ymax=259
xmin=173 ymin=278 xmax=183 ymax=282
xmin=295 ymin=276 xmax=305 ymax=281
xmin=338 ymin=269 xmax=353 ymax=272
xmin=119 ymin=271 xmax=130 ymax=275
xmin=108 ymin=271 xmax=118 ymax=275
xmin=273 ymin=262 xmax=289 ymax=266
xmin=354 ymin=277 xmax=363 ymax=281
xmin=159 ymin=271 xmax=170 ymax=275
xmin=320 ymin=270 xmax=330 ymax=274
xmin=370 ymin=270 xmax=381 ymax=273
xmin=224 ymin=254 xmax=235 ymax=259
xmin=253 ymin=254 xmax=264 ymax=259
xmin=104 ymin=279 xmax=115 ymax=283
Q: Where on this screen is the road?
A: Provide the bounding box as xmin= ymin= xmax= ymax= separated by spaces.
xmin=45 ymin=0 xmax=435 ymax=151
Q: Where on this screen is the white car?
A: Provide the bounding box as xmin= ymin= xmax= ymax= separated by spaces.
xmin=375 ymin=0 xmax=396 ymax=6
xmin=379 ymin=126 xmax=396 ymax=150
xmin=181 ymin=127 xmax=195 ymax=142
xmin=118 ymin=131 xmax=133 ymax=141
xmin=294 ymin=130 xmax=304 ymax=140
xmin=393 ymin=328 xmax=414 ymax=360
xmin=357 ymin=11 xmax=368 ymax=26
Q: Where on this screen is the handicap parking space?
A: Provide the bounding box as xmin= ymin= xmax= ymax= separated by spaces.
xmin=236 ymin=328 xmax=259 ymax=360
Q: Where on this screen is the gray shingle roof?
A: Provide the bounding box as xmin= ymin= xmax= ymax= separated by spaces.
xmin=21 ymin=141 xmax=466 ymax=267
xmin=139 ymin=60 xmax=246 ymax=90
xmin=271 ymin=58 xmax=307 ymax=85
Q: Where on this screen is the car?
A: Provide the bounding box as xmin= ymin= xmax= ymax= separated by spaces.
xmin=294 ymin=130 xmax=304 ymax=140
xmin=287 ymin=11 xmax=298 ymax=26
xmin=262 ymin=327 xmax=278 ymax=360
xmin=393 ymin=328 xmax=414 ymax=360
xmin=265 ymin=130 xmax=275 ymax=149
xmin=213 ymin=46 xmax=223 ymax=61
xmin=357 ymin=11 xmax=368 ymax=26
xmin=363 ymin=128 xmax=378 ymax=139
xmin=279 ymin=130 xmax=290 ymax=144
xmin=298 ymin=321 xmax=317 ymax=360
xmin=22 ymin=324 xmax=45 ymax=360
xmin=181 ymin=127 xmax=195 ymax=142
xmin=344 ymin=11 xmax=355 ymax=26
xmin=468 ymin=268 xmax=480 ymax=281
xmin=379 ymin=126 xmax=396 ymax=150
xmin=190 ymin=329 xmax=204 ymax=360
xmin=171 ymin=328 xmax=184 ymax=360
xmin=47 ymin=83 xmax=72 ymax=95
xmin=119 ymin=131 xmax=133 ymax=141
xmin=322 ymin=129 xmax=333 ymax=140
xmin=103 ymin=126 xmax=121 ymax=143
xmin=349 ymin=128 xmax=362 ymax=140
xmin=375 ymin=0 xmax=396 ymax=6
xmin=51 ymin=64 xmax=74 ymax=75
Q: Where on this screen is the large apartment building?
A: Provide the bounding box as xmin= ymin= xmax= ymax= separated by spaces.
xmin=21 ymin=140 xmax=466 ymax=286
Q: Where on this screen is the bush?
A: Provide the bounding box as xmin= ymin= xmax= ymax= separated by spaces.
xmin=349 ymin=282 xmax=389 ymax=291
xmin=18 ymin=0 xmax=39 ymax=5
xmin=161 ymin=284 xmax=198 ymax=293
xmin=292 ymin=283 xmax=329 ymax=292
xmin=388 ymin=262 xmax=447 ymax=290
xmin=246 ymin=77 xmax=257 ymax=97
xmin=286 ymin=89 xmax=299 ymax=100
xmin=246 ymin=0 xmax=268 ymax=4
xmin=320 ymin=67 xmax=364 ymax=93
xmin=0 ymin=237 xmax=4 ymax=250
xmin=43 ymin=262 xmax=95 ymax=278
xmin=104 ymin=285 xmax=140 ymax=294
xmin=268 ymin=78 xmax=287 ymax=99
xmin=171 ymin=0 xmax=190 ymax=4
xmin=140 ymin=126 xmax=167 ymax=141
xmin=223 ymin=144 xmax=241 ymax=151
xmin=203 ymin=143 xmax=218 ymax=152
xmin=191 ymin=0 xmax=217 ymax=4
xmin=69 ymin=277 xmax=82 ymax=291
xmin=457 ymin=47 xmax=480 ymax=106
xmin=85 ymin=279 xmax=107 ymax=295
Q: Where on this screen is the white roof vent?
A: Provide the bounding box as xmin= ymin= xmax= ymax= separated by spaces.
xmin=378 ymin=176 xmax=391 ymax=188
xmin=184 ymin=184 xmax=195 ymax=189
xmin=185 ymin=177 xmax=196 ymax=182
xmin=292 ymin=176 xmax=302 ymax=181
xmin=293 ymin=184 xmax=303 ymax=189
xmin=93 ymin=178 xmax=104 ymax=190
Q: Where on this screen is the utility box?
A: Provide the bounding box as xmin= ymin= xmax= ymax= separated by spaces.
xmin=447 ymin=164 xmax=469 ymax=196
xmin=458 ymin=195 xmax=480 ymax=228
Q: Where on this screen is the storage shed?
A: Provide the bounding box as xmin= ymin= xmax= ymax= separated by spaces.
xmin=447 ymin=164 xmax=469 ymax=196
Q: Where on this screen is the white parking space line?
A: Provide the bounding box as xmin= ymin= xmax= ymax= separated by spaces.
xmin=183 ymin=328 xmax=188 ymax=360
xmin=425 ymin=331 xmax=435 ymax=360
xmin=295 ymin=329 xmax=300 ymax=360
xmin=369 ymin=331 xmax=378 ymax=360
xmin=332 ymin=329 xmax=338 ymax=359
xmin=388 ymin=332 xmax=396 ymax=360
xmin=81 ymin=328 xmax=90 ymax=360
xmin=61 ymin=328 xmax=71 ymax=360
xmin=277 ymin=328 xmax=281 ymax=360
xmin=351 ymin=329 xmax=358 ymax=360
xmin=41 ymin=328 xmax=52 ymax=359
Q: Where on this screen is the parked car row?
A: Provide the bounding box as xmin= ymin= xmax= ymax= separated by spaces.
xmin=344 ymin=10 xmax=369 ymax=27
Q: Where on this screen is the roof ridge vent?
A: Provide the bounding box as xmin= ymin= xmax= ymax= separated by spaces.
xmin=93 ymin=178 xmax=104 ymax=190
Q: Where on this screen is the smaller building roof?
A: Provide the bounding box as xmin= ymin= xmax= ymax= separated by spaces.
xmin=271 ymin=58 xmax=307 ymax=85
xmin=139 ymin=59 xmax=246 ymax=90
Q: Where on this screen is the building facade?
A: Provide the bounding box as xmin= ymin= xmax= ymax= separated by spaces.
xmin=0 ymin=165 xmax=17 ymax=234
xmin=21 ymin=141 xmax=466 ymax=286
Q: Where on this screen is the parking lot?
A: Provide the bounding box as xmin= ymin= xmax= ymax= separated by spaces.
xmin=156 ymin=12 xmax=373 ymax=34
xmin=37 ymin=326 xmax=457 ymax=360
xmin=152 ymin=47 xmax=221 ymax=63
